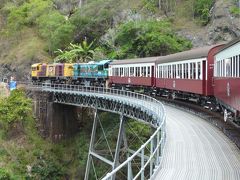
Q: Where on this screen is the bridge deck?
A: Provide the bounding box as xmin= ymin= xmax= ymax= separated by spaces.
xmin=154 ymin=105 xmax=240 ymax=180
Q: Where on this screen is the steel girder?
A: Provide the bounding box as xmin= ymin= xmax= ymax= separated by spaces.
xmin=53 ymin=92 xmax=157 ymax=127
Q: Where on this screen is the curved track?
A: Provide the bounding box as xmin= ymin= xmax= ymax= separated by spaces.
xmin=154 ymin=105 xmax=240 ymax=180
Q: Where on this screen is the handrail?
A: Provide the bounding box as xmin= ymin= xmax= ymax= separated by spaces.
xmin=33 ymin=83 xmax=166 ymax=179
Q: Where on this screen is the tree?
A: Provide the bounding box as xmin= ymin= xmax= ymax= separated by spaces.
xmin=101 ymin=20 xmax=192 ymax=59
xmin=0 ymin=90 xmax=32 ymax=127
xmin=37 ymin=11 xmax=75 ymax=53
xmin=54 ymin=40 xmax=95 ymax=63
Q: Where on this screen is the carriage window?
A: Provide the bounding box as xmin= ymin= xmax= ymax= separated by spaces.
xmin=130 ymin=67 xmax=134 ymax=76
xmin=237 ymin=55 xmax=240 ymax=77
xmin=136 ymin=67 xmax=140 ymax=77
xmin=167 ymin=65 xmax=171 ymax=78
xmin=176 ymin=64 xmax=179 ymax=78
xmin=232 ymin=57 xmax=235 ymax=77
xmin=116 ymin=68 xmax=119 ymax=76
xmin=161 ymin=66 xmax=163 ymax=78
xmin=143 ymin=67 xmax=146 ymax=77
xmin=141 ymin=66 xmax=146 ymax=77
xmin=172 ymin=64 xmax=176 ymax=78
xmin=197 ymin=62 xmax=201 ymax=79
xmin=220 ymin=60 xmax=222 ymax=77
xmin=181 ymin=64 xmax=183 ymax=79
xmin=163 ymin=66 xmax=165 ymax=78
xmin=166 ymin=65 xmax=168 ymax=78
xmin=176 ymin=64 xmax=178 ymax=78
xmin=159 ymin=66 xmax=161 ymax=78
xmin=193 ymin=63 xmax=196 ymax=79
xmin=120 ymin=68 xmax=123 ymax=76
xmin=147 ymin=66 xmax=150 ymax=77
xmin=163 ymin=66 xmax=166 ymax=78
xmin=32 ymin=67 xmax=37 ymax=71
xmin=162 ymin=66 xmax=164 ymax=78
xmin=218 ymin=60 xmax=220 ymax=77
xmin=225 ymin=58 xmax=231 ymax=77
xmin=190 ymin=63 xmax=192 ymax=79
xmin=112 ymin=68 xmax=114 ymax=76
xmin=185 ymin=63 xmax=188 ymax=79
xmin=158 ymin=66 xmax=161 ymax=78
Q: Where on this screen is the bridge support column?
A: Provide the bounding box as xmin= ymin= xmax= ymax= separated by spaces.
xmin=33 ymin=91 xmax=79 ymax=141
xmin=84 ymin=110 xmax=128 ymax=180
xmin=47 ymin=103 xmax=79 ymax=142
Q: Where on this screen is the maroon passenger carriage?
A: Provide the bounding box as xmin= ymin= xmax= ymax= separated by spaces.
xmin=109 ymin=57 xmax=158 ymax=91
xmin=155 ymin=45 xmax=224 ymax=107
xmin=213 ymin=37 xmax=240 ymax=123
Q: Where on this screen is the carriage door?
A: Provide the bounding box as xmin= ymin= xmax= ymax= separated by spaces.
xmin=202 ymin=60 xmax=206 ymax=95
xmin=151 ymin=65 xmax=155 ymax=86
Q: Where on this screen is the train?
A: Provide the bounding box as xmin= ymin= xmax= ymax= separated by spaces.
xmin=31 ymin=60 xmax=111 ymax=86
xmin=31 ymin=37 xmax=240 ymax=124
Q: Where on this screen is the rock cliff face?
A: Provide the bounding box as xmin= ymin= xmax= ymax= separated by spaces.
xmin=178 ymin=0 xmax=240 ymax=47
xmin=207 ymin=0 xmax=240 ymax=44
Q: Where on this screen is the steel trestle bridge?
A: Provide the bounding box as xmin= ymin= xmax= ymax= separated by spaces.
xmin=31 ymin=83 xmax=166 ymax=180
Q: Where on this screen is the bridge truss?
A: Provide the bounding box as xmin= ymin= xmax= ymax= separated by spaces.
xmin=32 ymin=83 xmax=166 ymax=180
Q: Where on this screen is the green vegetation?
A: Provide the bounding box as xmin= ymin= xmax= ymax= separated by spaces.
xmin=0 ymin=168 xmax=11 ymax=180
xmin=230 ymin=0 xmax=240 ymax=16
xmin=0 ymin=0 xmax=195 ymax=65
xmin=0 ymin=90 xmax=31 ymax=126
xmin=101 ymin=20 xmax=192 ymax=59
xmin=36 ymin=11 xmax=75 ymax=52
xmin=0 ymin=90 xmax=152 ymax=178
xmin=194 ymin=0 xmax=214 ymax=25
xmin=54 ymin=40 xmax=96 ymax=63
xmin=1 ymin=0 xmax=75 ymax=53
xmin=0 ymin=90 xmax=89 ymax=179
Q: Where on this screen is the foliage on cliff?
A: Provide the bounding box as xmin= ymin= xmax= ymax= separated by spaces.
xmin=0 ymin=0 xmax=194 ymax=67
xmin=101 ymin=20 xmax=192 ymax=59
xmin=0 ymin=90 xmax=31 ymax=130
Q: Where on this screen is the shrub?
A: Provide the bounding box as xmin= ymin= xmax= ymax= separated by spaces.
xmin=31 ymin=159 xmax=65 ymax=179
xmin=101 ymin=20 xmax=192 ymax=59
xmin=70 ymin=0 xmax=119 ymax=43
xmin=194 ymin=0 xmax=214 ymax=25
xmin=230 ymin=6 xmax=240 ymax=16
xmin=36 ymin=11 xmax=75 ymax=52
xmin=4 ymin=0 xmax=52 ymax=33
xmin=0 ymin=89 xmax=32 ymax=128
xmin=0 ymin=168 xmax=11 ymax=180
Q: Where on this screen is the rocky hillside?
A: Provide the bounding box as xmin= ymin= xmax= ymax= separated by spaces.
xmin=0 ymin=0 xmax=239 ymax=80
xmin=178 ymin=0 xmax=240 ymax=47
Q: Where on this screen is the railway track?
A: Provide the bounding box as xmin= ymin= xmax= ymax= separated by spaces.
xmin=156 ymin=96 xmax=240 ymax=149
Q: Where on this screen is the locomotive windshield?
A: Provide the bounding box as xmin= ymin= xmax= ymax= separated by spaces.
xmin=104 ymin=63 xmax=109 ymax=69
xmin=98 ymin=65 xmax=104 ymax=71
